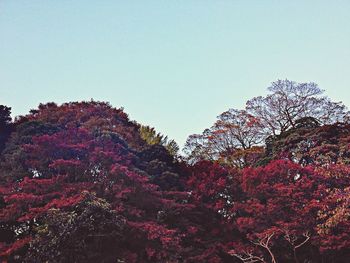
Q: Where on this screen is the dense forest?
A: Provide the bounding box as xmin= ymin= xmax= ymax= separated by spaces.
xmin=1 ymin=80 xmax=350 ymax=263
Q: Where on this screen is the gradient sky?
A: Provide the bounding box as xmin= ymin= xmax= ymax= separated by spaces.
xmin=1 ymin=1 xmax=350 ymax=147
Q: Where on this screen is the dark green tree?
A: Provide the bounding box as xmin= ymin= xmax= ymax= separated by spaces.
xmin=0 ymin=105 xmax=13 ymax=153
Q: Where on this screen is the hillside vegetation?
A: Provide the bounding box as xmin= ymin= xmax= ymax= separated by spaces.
xmin=1 ymin=80 xmax=350 ymax=262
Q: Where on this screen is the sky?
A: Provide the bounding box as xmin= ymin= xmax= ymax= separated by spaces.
xmin=1 ymin=1 xmax=350 ymax=147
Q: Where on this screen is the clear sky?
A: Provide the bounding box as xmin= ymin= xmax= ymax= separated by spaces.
xmin=1 ymin=1 xmax=350 ymax=147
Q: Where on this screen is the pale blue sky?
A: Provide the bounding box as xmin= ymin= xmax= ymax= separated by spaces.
xmin=1 ymin=1 xmax=350 ymax=147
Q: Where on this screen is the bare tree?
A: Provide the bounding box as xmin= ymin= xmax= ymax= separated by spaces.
xmin=184 ymin=80 xmax=349 ymax=165
xmin=284 ymin=230 xmax=311 ymax=263
xmin=246 ymin=80 xmax=349 ymax=136
xmin=229 ymin=233 xmax=276 ymax=263
xmin=229 ymin=250 xmax=266 ymax=263
xmin=252 ymin=233 xmax=277 ymax=263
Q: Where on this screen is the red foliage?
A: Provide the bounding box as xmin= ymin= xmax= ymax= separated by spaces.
xmin=187 ymin=161 xmax=239 ymax=213
xmin=2 ymin=101 xmax=350 ymax=262
xmin=0 ymin=102 xmax=231 ymax=262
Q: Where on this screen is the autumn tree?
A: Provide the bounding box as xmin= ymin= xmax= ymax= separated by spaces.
xmin=0 ymin=102 xmax=186 ymax=262
xmin=2 ymin=93 xmax=350 ymax=262
xmin=0 ymin=101 xmax=231 ymax=263
xmin=317 ymin=186 xmax=350 ymax=260
xmin=183 ymin=131 xmax=214 ymax=164
xmin=262 ymin=121 xmax=350 ymax=166
xmin=184 ymin=109 xmax=265 ymax=167
xmin=229 ymin=160 xmax=328 ymax=263
xmin=186 ymin=160 xmax=238 ymax=216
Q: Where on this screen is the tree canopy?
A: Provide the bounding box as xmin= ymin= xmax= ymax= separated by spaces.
xmin=1 ymin=80 xmax=350 ymax=262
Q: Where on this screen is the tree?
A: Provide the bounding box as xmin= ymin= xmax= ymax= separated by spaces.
xmin=0 ymin=101 xmax=230 ymax=263
xmin=317 ymin=186 xmax=350 ymax=258
xmin=3 ymin=97 xmax=350 ymax=262
xmin=23 ymin=101 xmax=146 ymax=150
xmin=263 ymin=122 xmax=350 ymax=166
xmin=186 ymin=161 xmax=238 ymax=216
xmin=23 ymin=192 xmax=128 ymax=263
xmin=139 ymin=125 xmax=179 ymax=156
xmin=0 ymin=132 xmax=178 ymax=262
xmin=315 ymin=163 xmax=350 ymax=260
xmin=0 ymin=105 xmax=13 ymax=153
xmin=184 ymin=109 xmax=265 ymax=167
xmin=230 ymin=160 xmax=328 ymax=263
xmin=246 ymin=79 xmax=349 ymax=136
xmin=183 ymin=131 xmax=214 ymax=164
xmin=137 ymin=144 xmax=183 ymax=191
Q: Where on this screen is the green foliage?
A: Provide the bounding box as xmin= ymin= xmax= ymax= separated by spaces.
xmin=139 ymin=125 xmax=179 ymax=156
xmin=0 ymin=121 xmax=61 ymax=183
xmin=0 ymin=105 xmax=13 ymax=153
xmin=164 ymin=139 xmax=180 ymax=157
xmin=24 ymin=192 xmax=127 ymax=263
xmin=139 ymin=126 xmax=165 ymax=145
